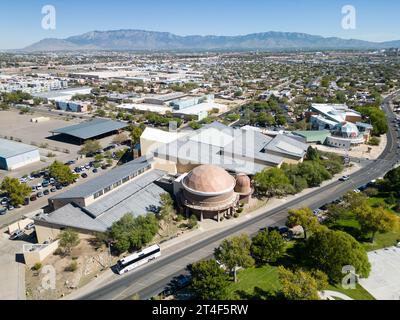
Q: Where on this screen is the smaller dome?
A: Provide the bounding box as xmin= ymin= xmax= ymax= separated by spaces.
xmin=234 ymin=173 xmax=252 ymax=195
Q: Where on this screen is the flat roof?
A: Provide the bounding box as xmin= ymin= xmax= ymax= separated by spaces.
xmin=0 ymin=138 xmax=39 ymax=159
xmin=50 ymin=118 xmax=128 ymax=140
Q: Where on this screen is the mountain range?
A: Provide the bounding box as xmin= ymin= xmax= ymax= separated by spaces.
xmin=22 ymin=29 xmax=400 ymax=52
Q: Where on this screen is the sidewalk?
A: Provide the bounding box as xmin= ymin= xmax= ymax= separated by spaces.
xmin=0 ymin=232 xmax=26 ymax=300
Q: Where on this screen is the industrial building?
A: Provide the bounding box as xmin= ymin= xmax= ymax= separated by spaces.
xmin=56 ymin=100 xmax=90 ymax=113
xmin=0 ymin=138 xmax=40 ymax=171
xmin=32 ymin=87 xmax=92 ymax=102
xmin=34 ymin=157 xmax=170 ymax=242
xmin=50 ymin=119 xmax=128 ymax=144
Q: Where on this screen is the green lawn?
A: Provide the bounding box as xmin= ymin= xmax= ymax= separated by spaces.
xmin=226 ymin=265 xmax=280 ymax=299
xmin=225 ymin=265 xmax=374 ymax=300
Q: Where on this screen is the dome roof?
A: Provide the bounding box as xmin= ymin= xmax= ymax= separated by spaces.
xmin=182 ymin=165 xmax=236 ymax=196
xmin=234 ymin=173 xmax=252 ymax=195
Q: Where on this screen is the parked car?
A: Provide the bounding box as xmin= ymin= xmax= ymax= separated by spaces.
xmin=9 ymin=230 xmax=24 ymax=240
xmin=92 ymin=168 xmax=98 ymax=173
xmin=1 ymin=198 xmax=8 ymax=206
xmin=339 ymin=175 xmax=350 ymax=182
xmin=50 ymin=187 xmax=57 ymax=193
xmin=36 ymin=184 xmax=43 ymax=190
xmin=30 ymin=195 xmax=37 ymax=201
xmin=25 ymin=222 xmax=35 ymax=230
xmin=55 ymin=184 xmax=63 ymax=190
xmin=24 ymin=198 xmax=30 ymax=206
xmin=43 ymin=189 xmax=50 ymax=196
xmin=42 ymin=181 xmax=50 ymax=188
xmin=0 ymin=208 xmax=7 ymax=215
xmin=81 ymin=173 xmax=88 ymax=179
xmin=37 ymin=192 xmax=44 ymax=198
xmin=7 ymin=205 xmax=14 ymax=211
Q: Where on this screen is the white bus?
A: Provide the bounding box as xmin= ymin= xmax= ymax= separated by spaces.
xmin=116 ymin=244 xmax=161 ymax=275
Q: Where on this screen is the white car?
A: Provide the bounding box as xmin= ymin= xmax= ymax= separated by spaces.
xmin=340 ymin=175 xmax=350 ymax=181
xmin=353 ymin=189 xmax=361 ymax=194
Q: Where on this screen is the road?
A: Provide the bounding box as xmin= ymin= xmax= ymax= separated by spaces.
xmin=78 ymin=92 xmax=400 ymax=300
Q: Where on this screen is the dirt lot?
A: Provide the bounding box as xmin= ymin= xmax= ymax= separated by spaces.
xmin=25 ymin=239 xmax=111 ymax=300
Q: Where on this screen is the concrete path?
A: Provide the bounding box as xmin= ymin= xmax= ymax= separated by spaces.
xmin=320 ymin=291 xmax=353 ymax=300
xmin=0 ymin=231 xmax=26 ymax=300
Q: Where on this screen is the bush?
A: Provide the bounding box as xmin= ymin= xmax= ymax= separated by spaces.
xmin=236 ymin=208 xmax=244 ymax=214
xmin=368 ymin=136 xmax=380 ymax=146
xmin=187 ymin=215 xmax=198 ymax=229
xmin=233 ymin=212 xmax=240 ymax=218
xmin=32 ymin=263 xmax=42 ymax=271
xmin=54 ymin=248 xmax=64 ymax=256
xmin=65 ymin=261 xmax=78 ymax=272
xmin=364 ymin=188 xmax=379 ymax=197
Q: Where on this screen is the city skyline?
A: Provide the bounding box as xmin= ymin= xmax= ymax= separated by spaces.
xmin=0 ymin=0 xmax=400 ymax=49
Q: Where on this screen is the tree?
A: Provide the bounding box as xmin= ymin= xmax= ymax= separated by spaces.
xmin=306 ymin=147 xmax=320 ymax=161
xmin=110 ymin=213 xmax=159 ymax=253
xmin=253 ymin=168 xmax=294 ymax=198
xmin=189 ymin=259 xmax=230 ymax=300
xmin=112 ymin=133 xmax=128 ymax=145
xmin=383 ymin=167 xmax=400 ymax=195
xmin=79 ymin=140 xmax=102 ymax=156
xmin=0 ymin=177 xmax=31 ymax=206
xmin=297 ymin=229 xmax=371 ymax=283
xmin=297 ymin=161 xmax=331 ymax=187
xmin=130 ymin=124 xmax=145 ymax=146
xmin=158 ymin=193 xmax=175 ymax=220
xmin=59 ymin=229 xmax=80 ymax=255
xmin=48 ymin=161 xmax=78 ymax=184
xmin=214 ymin=234 xmax=255 ymax=282
xmin=286 ymin=208 xmax=320 ymax=239
xmin=354 ymin=204 xmax=398 ymax=242
xmin=278 ymin=267 xmax=327 ymax=300
xmin=251 ymin=230 xmax=286 ymax=264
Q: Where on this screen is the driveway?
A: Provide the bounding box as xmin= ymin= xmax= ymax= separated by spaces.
xmin=0 ymin=230 xmax=27 ymax=300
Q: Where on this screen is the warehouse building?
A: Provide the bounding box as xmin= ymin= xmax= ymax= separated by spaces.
xmin=50 ymin=119 xmax=128 ymax=144
xmin=34 ymin=157 xmax=170 ymax=243
xmin=0 ymin=138 xmax=40 ymax=171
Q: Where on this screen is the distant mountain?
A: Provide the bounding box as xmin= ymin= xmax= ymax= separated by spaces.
xmin=22 ymin=29 xmax=400 ymax=52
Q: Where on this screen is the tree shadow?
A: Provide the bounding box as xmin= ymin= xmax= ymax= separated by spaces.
xmin=234 ymin=287 xmax=284 ymax=300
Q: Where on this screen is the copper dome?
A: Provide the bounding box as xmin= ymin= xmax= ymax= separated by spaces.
xmin=182 ymin=165 xmax=236 ymax=196
xmin=234 ymin=173 xmax=252 ymax=195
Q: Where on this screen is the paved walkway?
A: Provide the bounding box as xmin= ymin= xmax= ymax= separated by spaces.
xmin=0 ymin=231 xmax=26 ymax=300
xmin=320 ymin=291 xmax=353 ymax=300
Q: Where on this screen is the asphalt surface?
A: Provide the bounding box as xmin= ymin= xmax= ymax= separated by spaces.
xmin=79 ymin=92 xmax=400 ymax=300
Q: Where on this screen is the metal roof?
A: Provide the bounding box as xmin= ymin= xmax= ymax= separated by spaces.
xmin=0 ymin=138 xmax=39 ymax=159
xmin=36 ymin=169 xmax=167 ymax=232
xmin=50 ymin=119 xmax=128 ymax=140
xmin=292 ymin=130 xmax=331 ymax=144
xmin=50 ymin=156 xmax=153 ymax=200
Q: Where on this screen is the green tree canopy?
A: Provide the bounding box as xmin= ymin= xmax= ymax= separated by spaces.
xmin=0 ymin=177 xmax=31 ymax=206
xmin=254 ymin=168 xmax=295 ymax=198
xmin=251 ymin=230 xmax=286 ymax=264
xmin=296 ymin=228 xmax=371 ymax=283
xmin=354 ymin=204 xmax=398 ymax=242
xmin=189 ymin=259 xmax=230 ymax=300
xmin=278 ymin=267 xmax=328 ymax=300
xmin=214 ymin=234 xmax=255 ymax=282
xmin=286 ymin=208 xmax=321 ymax=239
xmin=110 ymin=213 xmax=159 ymax=253
xmin=48 ymin=161 xmax=78 ymax=184
xmin=79 ymin=140 xmax=102 ymax=155
xmin=59 ymin=229 xmax=80 ymax=255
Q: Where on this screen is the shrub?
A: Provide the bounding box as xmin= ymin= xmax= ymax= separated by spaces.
xmin=32 ymin=263 xmax=42 ymax=271
xmin=65 ymin=261 xmax=78 ymax=272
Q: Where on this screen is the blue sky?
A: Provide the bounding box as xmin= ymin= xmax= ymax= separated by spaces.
xmin=0 ymin=0 xmax=399 ymax=49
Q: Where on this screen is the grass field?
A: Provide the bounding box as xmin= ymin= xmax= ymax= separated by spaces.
xmin=225 ymin=265 xmax=374 ymax=300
